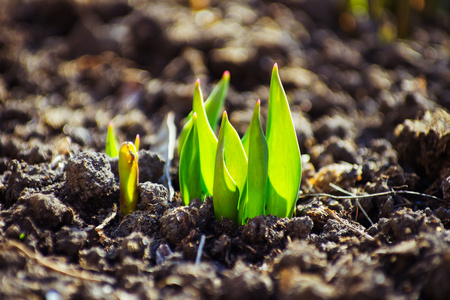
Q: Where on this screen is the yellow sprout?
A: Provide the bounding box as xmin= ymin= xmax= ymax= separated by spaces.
xmin=119 ymin=142 xmax=139 ymax=215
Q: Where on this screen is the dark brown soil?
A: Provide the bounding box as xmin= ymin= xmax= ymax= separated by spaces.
xmin=1 ymin=0 xmax=450 ymax=299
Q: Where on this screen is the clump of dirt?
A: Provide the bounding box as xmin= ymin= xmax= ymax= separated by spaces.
xmin=394 ymin=108 xmax=450 ymax=200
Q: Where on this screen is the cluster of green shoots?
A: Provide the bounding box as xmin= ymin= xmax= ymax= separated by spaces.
xmin=179 ymin=64 xmax=302 ymax=225
xmin=106 ymin=64 xmax=301 ymax=223
xmin=106 ymin=123 xmax=140 ymax=215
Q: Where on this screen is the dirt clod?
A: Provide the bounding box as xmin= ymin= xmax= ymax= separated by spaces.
xmin=221 ymin=262 xmax=274 ymax=300
xmin=65 ymin=151 xmax=116 ymax=205
xmin=138 ymin=182 xmax=169 ymax=216
xmin=160 ymin=206 xmax=199 ymax=246
xmin=27 ymin=193 xmax=74 ymax=228
xmin=394 ymin=109 xmax=450 ymax=180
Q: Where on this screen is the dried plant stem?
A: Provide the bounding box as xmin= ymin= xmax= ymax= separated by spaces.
xmin=299 ymin=186 xmax=445 ymax=241
xmin=4 ymin=240 xmax=115 ymax=284
xmin=323 ymin=208 xmax=375 ymax=241
xmin=299 ymin=189 xmax=444 ymax=203
xmin=164 ymin=112 xmax=176 ymax=202
xmin=95 ymin=204 xmax=117 ymax=231
xmin=195 ymin=235 xmax=206 ymax=266
xmin=329 ymin=183 xmax=374 ymax=226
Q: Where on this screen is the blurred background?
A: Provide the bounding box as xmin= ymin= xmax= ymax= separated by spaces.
xmin=0 ymin=0 xmax=449 ymax=172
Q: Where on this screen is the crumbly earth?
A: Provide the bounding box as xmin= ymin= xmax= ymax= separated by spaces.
xmin=1 ymin=0 xmax=450 ymax=299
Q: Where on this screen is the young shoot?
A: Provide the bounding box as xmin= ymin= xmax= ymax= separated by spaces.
xmin=178 ymin=64 xmax=302 ymax=224
xmin=179 ymin=73 xmax=230 ymax=204
xmin=265 ymin=63 xmax=302 ymax=218
xmin=119 ymin=141 xmax=139 ymax=215
xmin=106 ymin=122 xmax=120 ymax=158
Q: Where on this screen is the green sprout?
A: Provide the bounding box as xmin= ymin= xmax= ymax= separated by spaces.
xmin=213 ymin=111 xmax=248 ymax=223
xmin=178 ymin=72 xmax=230 ymax=204
xmin=119 ymin=141 xmax=139 ymax=215
xmin=134 ymin=134 xmax=140 ymax=154
xmin=265 ymin=64 xmax=302 ymax=218
xmin=238 ymin=100 xmax=268 ymax=224
xmin=105 ymin=121 xmax=141 ymax=214
xmin=179 ymin=81 xmax=218 ymax=203
xmin=179 ymin=64 xmax=301 ymax=224
xmin=178 ymin=71 xmax=230 ymax=156
xmin=106 ymin=122 xmax=140 ymax=158
xmin=106 ymin=122 xmax=120 ymax=157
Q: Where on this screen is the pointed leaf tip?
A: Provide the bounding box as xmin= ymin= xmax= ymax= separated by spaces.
xmin=266 ymin=64 xmax=301 ymax=218
xmin=242 ymin=99 xmax=268 ymax=223
xmin=135 ymin=134 xmax=140 ymax=153
xmin=223 ymin=71 xmax=230 ymax=79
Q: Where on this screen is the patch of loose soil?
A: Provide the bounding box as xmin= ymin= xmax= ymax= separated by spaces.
xmin=1 ymin=0 xmax=450 ymax=299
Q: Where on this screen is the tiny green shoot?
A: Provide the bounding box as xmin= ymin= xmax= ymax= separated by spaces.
xmin=119 ymin=142 xmax=139 ymax=215
xmin=106 ymin=122 xmax=120 ymax=158
xmin=135 ymin=134 xmax=140 ymax=153
xmin=105 ymin=121 xmax=141 ymax=215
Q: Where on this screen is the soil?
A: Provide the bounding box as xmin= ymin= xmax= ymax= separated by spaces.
xmin=1 ymin=0 xmax=450 ymax=299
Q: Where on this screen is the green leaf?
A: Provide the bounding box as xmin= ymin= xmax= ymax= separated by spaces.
xmin=239 ymin=100 xmax=268 ymax=224
xmin=205 ymin=71 xmax=230 ymax=130
xmin=135 ymin=134 xmax=140 ymax=152
xmin=265 ymin=64 xmax=302 ymax=218
xmin=178 ymin=71 xmax=229 ymax=155
xmin=222 ymin=112 xmax=248 ymax=198
xmin=192 ymin=80 xmax=218 ymax=197
xmin=241 ymin=128 xmax=250 ymax=155
xmin=213 ymin=112 xmax=240 ymax=223
xmin=119 ymin=142 xmax=139 ymax=215
xmin=106 ymin=122 xmax=119 ymax=158
xmin=179 ymin=113 xmax=202 ymax=205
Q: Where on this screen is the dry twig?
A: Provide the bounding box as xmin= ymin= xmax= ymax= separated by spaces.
xmin=4 ymin=240 xmax=115 ymax=284
xmin=323 ymin=208 xmax=375 ymax=241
